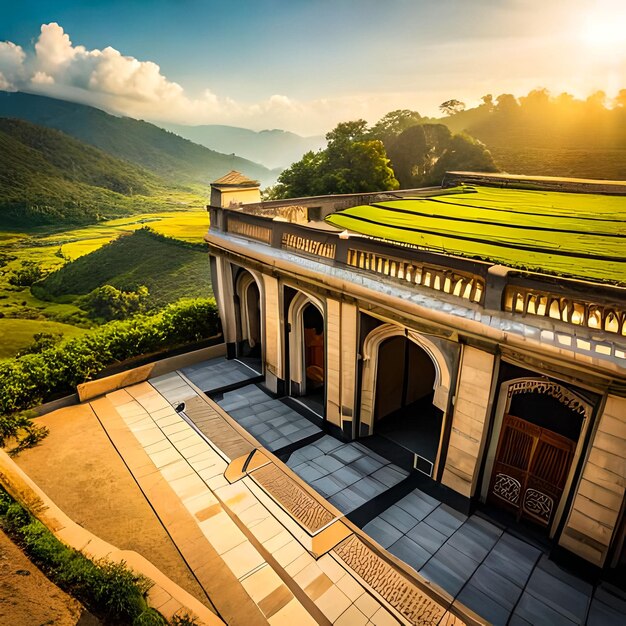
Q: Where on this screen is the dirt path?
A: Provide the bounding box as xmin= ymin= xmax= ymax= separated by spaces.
xmin=13 ymin=403 xmax=209 ymax=607
xmin=0 ymin=527 xmax=92 ymax=626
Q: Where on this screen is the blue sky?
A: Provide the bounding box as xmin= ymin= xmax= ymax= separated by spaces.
xmin=1 ymin=0 xmax=625 ymax=133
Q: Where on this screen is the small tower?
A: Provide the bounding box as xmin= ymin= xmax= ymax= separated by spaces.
xmin=210 ymin=170 xmax=261 ymax=208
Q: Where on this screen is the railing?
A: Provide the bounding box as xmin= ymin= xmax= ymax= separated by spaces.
xmin=209 ymin=206 xmax=626 ymax=361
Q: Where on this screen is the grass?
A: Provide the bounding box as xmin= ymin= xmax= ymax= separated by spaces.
xmin=326 ymin=185 xmax=626 ymax=284
xmin=0 ymin=319 xmax=87 ymax=360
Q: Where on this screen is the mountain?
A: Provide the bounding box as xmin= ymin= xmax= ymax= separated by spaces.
xmin=0 ymin=92 xmax=275 ymax=186
xmin=161 ymin=123 xmax=325 ymax=169
xmin=0 ymin=117 xmax=196 ymax=226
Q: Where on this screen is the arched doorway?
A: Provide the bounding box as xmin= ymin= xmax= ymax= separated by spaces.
xmin=235 ymin=270 xmax=263 ymax=363
xmin=482 ymin=378 xmax=592 ymax=534
xmin=286 ymin=289 xmax=326 ymax=417
xmin=360 ymin=324 xmax=451 ymax=477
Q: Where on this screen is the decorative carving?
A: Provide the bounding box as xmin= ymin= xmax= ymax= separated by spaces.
xmin=523 ymin=488 xmax=553 ymax=523
xmin=334 ymin=535 xmax=445 ymax=625
xmin=281 ymin=233 xmax=336 ymax=259
xmin=507 ymin=379 xmax=591 ymax=418
xmin=493 ymin=473 xmax=521 ymax=504
xmin=227 ymin=218 xmax=272 ymax=244
xmin=251 ymin=463 xmax=335 ymax=534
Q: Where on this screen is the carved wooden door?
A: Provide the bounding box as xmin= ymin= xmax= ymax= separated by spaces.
xmin=489 ymin=414 xmax=575 ymax=528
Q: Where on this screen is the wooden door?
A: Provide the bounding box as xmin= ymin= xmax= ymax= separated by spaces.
xmin=488 ymin=414 xmax=576 ymax=528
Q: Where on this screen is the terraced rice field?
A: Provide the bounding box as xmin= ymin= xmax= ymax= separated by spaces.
xmin=326 ymin=185 xmax=626 ymax=284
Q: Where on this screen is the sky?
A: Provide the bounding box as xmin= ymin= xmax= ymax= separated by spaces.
xmin=1 ymin=0 xmax=625 ymax=135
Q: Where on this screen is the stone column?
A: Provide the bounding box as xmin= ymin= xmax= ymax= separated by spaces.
xmin=262 ymin=274 xmax=283 ymax=394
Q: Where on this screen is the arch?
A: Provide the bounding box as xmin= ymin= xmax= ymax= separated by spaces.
xmin=481 ymin=377 xmax=593 ymax=537
xmin=359 ymin=323 xmax=451 ymax=475
xmin=234 ymin=267 xmax=265 ymax=365
xmin=287 ymin=288 xmax=325 ymax=398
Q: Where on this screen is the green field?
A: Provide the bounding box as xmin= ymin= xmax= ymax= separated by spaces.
xmin=0 ymin=318 xmax=87 ymax=359
xmin=326 ymin=185 xmax=626 ymax=284
xmin=0 ymin=208 xmax=211 ymax=359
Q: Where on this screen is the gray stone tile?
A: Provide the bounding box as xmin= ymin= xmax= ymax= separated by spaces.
xmin=269 ymin=436 xmax=290 ymax=450
xmin=512 ymin=591 xmax=577 ymax=626
xmin=329 ymin=444 xmax=364 ymax=464
xmin=328 ymin=489 xmax=368 ymax=514
xmin=423 ymin=504 xmax=467 ymax=537
xmin=525 ymin=562 xmax=591 ymax=625
xmin=362 ymin=518 xmax=403 ymax=549
xmin=419 ymin=543 xmax=479 ymax=597
xmin=536 ymin=554 xmax=593 ymax=596
xmin=388 ymin=535 xmax=431 ymax=572
xmin=350 ymin=476 xmax=387 ymax=500
xmin=332 ymin=465 xmax=363 ymax=488
xmin=379 ymin=506 xmax=418 ymax=534
xmin=456 ymin=583 xmax=512 ymax=626
xmin=482 ymin=532 xmax=540 ymax=588
xmin=371 ymin=465 xmax=409 ymax=487
xmin=312 ymin=455 xmax=345 ymax=473
xmin=311 ymin=475 xmax=345 ymax=498
xmin=396 ymin=491 xmax=439 ymax=521
xmin=293 ymin=462 xmax=325 ymax=483
xmin=587 ymin=597 xmax=626 ymax=626
xmin=446 ymin=518 xmax=501 ymax=561
xmin=467 ymin=563 xmax=522 ymax=610
xmin=314 ymin=436 xmax=344 ymax=453
xmin=406 ymin=522 xmax=447 ymax=555
xmin=349 ymin=455 xmax=385 ymax=475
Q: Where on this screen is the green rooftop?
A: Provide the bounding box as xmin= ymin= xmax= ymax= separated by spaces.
xmin=325 ymin=185 xmax=626 ymax=285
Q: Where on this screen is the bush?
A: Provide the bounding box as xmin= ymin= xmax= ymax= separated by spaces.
xmin=0 ymin=298 xmax=220 ymax=448
xmin=0 ymin=488 xmax=158 ymax=624
xmin=8 ymin=261 xmax=47 ymax=287
xmin=81 ymin=284 xmax=149 ymax=321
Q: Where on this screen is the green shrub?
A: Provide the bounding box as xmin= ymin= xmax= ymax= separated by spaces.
xmin=0 ymin=488 xmax=158 ymax=624
xmin=81 ymin=284 xmax=149 ymax=321
xmin=8 ymin=261 xmax=47 ymax=287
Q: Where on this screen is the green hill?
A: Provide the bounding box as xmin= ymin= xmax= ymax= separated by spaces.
xmin=34 ymin=228 xmax=212 ymax=307
xmin=0 ymin=92 xmax=274 ymax=186
xmin=0 ymin=118 xmax=202 ymax=227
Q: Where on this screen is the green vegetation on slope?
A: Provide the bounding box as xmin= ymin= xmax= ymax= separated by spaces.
xmin=0 ymin=118 xmax=205 ymax=227
xmin=0 ymin=92 xmax=274 ymax=186
xmin=34 ymin=228 xmax=212 ymax=308
xmin=0 ymin=319 xmax=87 ymax=360
xmin=326 ymin=185 xmax=626 ymax=284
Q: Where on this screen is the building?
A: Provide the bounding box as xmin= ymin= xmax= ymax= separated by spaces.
xmin=206 ymin=171 xmax=626 ymax=576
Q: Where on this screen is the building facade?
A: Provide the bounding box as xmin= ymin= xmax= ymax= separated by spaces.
xmin=206 ymin=172 xmax=626 ymax=573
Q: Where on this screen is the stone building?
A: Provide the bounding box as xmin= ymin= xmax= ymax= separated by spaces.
xmin=205 ymin=171 xmax=626 ymax=575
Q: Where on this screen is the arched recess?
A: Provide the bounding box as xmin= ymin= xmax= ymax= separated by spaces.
xmin=480 ymin=377 xmax=593 ymax=537
xmin=287 ymin=289 xmax=326 ymax=405
xmin=234 ymin=268 xmax=264 ymax=366
xmin=359 ymin=323 xmax=451 ymax=476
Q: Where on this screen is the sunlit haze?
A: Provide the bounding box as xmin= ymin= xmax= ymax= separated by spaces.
xmin=1 ymin=0 xmax=625 ymax=134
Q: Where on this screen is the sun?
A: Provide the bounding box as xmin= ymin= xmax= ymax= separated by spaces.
xmin=580 ymin=3 xmax=626 ymax=54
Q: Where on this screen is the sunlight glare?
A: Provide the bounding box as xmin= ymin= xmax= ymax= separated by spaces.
xmin=580 ymin=3 xmax=626 ymax=55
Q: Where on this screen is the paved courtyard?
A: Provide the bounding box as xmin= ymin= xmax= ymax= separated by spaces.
xmin=216 ymin=384 xmax=322 ymax=452
xmin=181 ymin=356 xmax=261 ymax=393
xmin=287 ymin=435 xmax=409 ymax=514
xmin=363 ymin=488 xmax=626 ymax=626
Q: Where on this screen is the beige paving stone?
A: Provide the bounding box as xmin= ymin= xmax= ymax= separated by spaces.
xmin=134 ymin=427 xmax=166 ymax=447
xmin=317 ymin=554 xmax=348 ymax=584
xmin=160 ymin=460 xmax=195 ymax=482
xmin=316 ymin=585 xmax=352 ymax=623
xmin=370 ymin=606 xmax=401 ymax=626
xmin=237 ymin=502 xmax=269 ymax=528
xmin=145 ymin=439 xmax=172 ymax=455
xmin=284 ymin=551 xmax=313 ymax=577
xmin=152 ymin=406 xmax=177 ymax=419
xmin=169 ymin=429 xmax=200 ymax=445
xmin=274 ymin=540 xmax=308 ymax=569
xmin=162 ymin=421 xmax=194 ymax=436
xmin=262 ymin=529 xmax=293 ymax=554
xmin=241 ymin=564 xmax=284 ymax=603
xmin=179 ymin=442 xmax=210 ymax=457
xmin=216 ymin=481 xmax=259 ymax=515
xmin=354 ymin=592 xmax=382 ymax=619
xmin=336 ymin=604 xmax=369 ymax=626
xmin=169 ymin=474 xmax=208 ymax=502
xmin=184 ymin=491 xmax=218 ymax=516
xmin=221 ymin=540 xmax=266 ymax=580
xmin=151 ymin=447 xmax=183 ymax=468
xmin=267 ymin=597 xmax=318 ymax=626
xmin=249 ymin=516 xmax=283 ymax=543
xmin=304 ymin=572 xmax=333 ymax=601
xmin=258 ymin=583 xmax=293 ymax=619
xmin=199 ymin=511 xmax=247 ymax=555
xmin=206 ymin=474 xmax=229 ymax=491
xmin=106 ymin=388 xmax=133 ymax=405
xmin=294 ymin=561 xmax=324 ymax=591
xmin=337 ymin=572 xmax=366 ymax=602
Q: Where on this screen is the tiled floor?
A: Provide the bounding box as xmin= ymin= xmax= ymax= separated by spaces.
xmin=181 ymin=357 xmax=261 ymax=393
xmin=363 ymin=487 xmax=626 ymax=626
xmin=287 ymin=435 xmax=409 ymax=515
xmin=217 ymin=384 xmax=322 ymax=452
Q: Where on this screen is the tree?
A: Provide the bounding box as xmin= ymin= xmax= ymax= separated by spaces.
xmin=8 ymin=261 xmax=46 ymax=287
xmin=369 ymin=110 xmax=422 ymax=147
xmin=439 ymin=99 xmax=466 ymax=116
xmin=81 ymin=284 xmax=149 ymax=321
xmin=273 ymin=120 xmax=399 ymax=198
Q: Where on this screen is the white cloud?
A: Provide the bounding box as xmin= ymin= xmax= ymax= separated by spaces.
xmin=31 ymin=71 xmax=54 ymax=85
xmin=0 ymin=41 xmax=26 ymax=90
